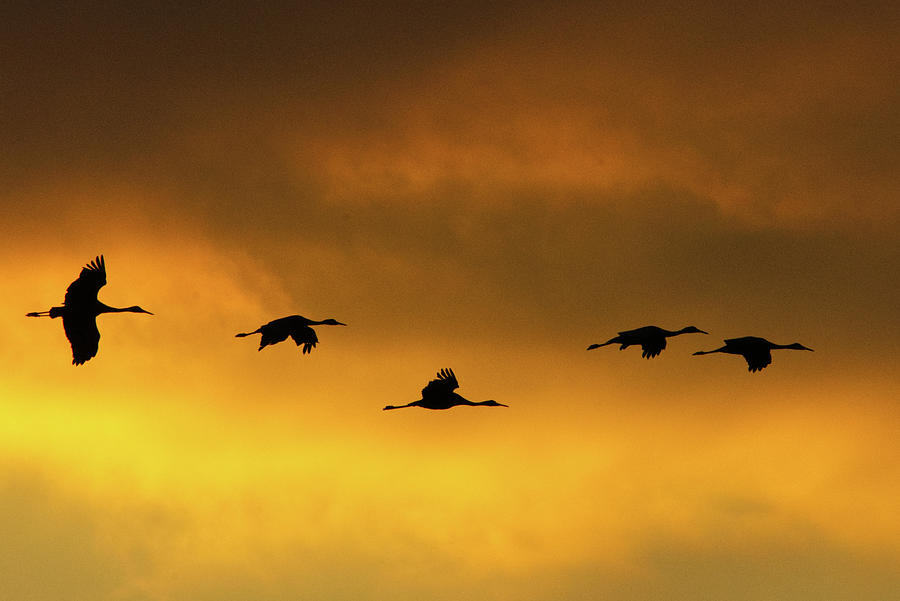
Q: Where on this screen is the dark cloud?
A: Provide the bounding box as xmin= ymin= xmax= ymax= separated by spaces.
xmin=4 ymin=2 xmax=898 ymax=228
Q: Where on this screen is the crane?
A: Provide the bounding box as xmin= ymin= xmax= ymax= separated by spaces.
xmin=26 ymin=255 xmax=153 ymax=365
xmin=692 ymin=336 xmax=813 ymax=372
xmin=587 ymin=325 xmax=707 ymax=358
xmin=236 ymin=315 xmax=346 ymax=354
xmin=383 ymin=368 xmax=508 ymax=410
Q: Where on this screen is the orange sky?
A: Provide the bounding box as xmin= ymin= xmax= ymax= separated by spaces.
xmin=2 ymin=3 xmax=899 ymax=600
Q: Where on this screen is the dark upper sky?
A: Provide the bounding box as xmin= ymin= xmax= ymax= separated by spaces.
xmin=5 ymin=2 xmax=898 ymax=225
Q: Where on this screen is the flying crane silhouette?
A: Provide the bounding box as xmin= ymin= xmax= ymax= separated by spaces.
xmin=26 ymin=255 xmax=153 ymax=365
xmin=692 ymin=336 xmax=814 ymax=372
xmin=587 ymin=325 xmax=708 ymax=358
xmin=235 ymin=315 xmax=346 ymax=354
xmin=383 ymin=368 xmax=508 ymax=410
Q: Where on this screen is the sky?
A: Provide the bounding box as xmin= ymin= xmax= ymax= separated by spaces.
xmin=2 ymin=2 xmax=899 ymax=599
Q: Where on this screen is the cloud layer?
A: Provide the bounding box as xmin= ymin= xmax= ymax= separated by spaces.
xmin=3 ymin=2 xmax=899 ymax=600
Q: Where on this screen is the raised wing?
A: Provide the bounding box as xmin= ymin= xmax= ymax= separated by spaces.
xmin=63 ymin=312 xmax=100 ymax=365
xmin=421 ymin=368 xmax=459 ymax=398
xmin=64 ymin=255 xmax=106 ymax=308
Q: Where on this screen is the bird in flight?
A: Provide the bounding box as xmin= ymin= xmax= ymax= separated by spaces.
xmin=383 ymin=368 xmax=508 ymax=410
xmin=26 ymin=255 xmax=153 ymax=365
xmin=692 ymin=336 xmax=813 ymax=372
xmin=235 ymin=315 xmax=346 ymax=354
xmin=587 ymin=325 xmax=708 ymax=358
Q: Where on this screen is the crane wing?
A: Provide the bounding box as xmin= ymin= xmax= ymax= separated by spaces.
xmin=724 ymin=337 xmax=772 ymax=372
xmin=64 ymin=255 xmax=106 ymax=307
xmin=63 ymin=312 xmax=100 ymax=365
xmin=640 ymin=337 xmax=666 ymax=358
xmin=724 ymin=336 xmax=763 ymax=345
xmin=290 ymin=325 xmax=319 ymax=354
xmin=618 ymin=325 xmax=656 ymax=338
xmin=422 ymin=368 xmax=459 ymax=398
xmin=745 ymin=350 xmax=772 ymax=372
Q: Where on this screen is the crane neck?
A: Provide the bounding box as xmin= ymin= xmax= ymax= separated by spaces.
xmin=97 ymin=302 xmax=146 ymax=314
xmin=671 ymin=326 xmax=706 ymax=337
xmin=306 ymin=318 xmax=346 ymax=327
xmin=97 ymin=302 xmax=127 ymax=313
xmin=770 ymin=342 xmax=808 ymax=350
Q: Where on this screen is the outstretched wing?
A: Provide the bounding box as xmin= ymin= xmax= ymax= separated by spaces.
xmin=63 ymin=312 xmax=100 ymax=365
xmin=290 ymin=325 xmax=319 ymax=354
xmin=64 ymin=256 xmax=106 ymax=308
xmin=422 ymin=368 xmax=459 ymax=398
xmin=640 ymin=337 xmax=666 ymax=358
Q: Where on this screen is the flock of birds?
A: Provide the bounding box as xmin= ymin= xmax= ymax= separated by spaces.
xmin=586 ymin=325 xmax=813 ymax=373
xmin=27 ymin=256 xmax=814 ymax=410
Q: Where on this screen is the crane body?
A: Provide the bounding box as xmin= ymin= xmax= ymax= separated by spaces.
xmin=693 ymin=336 xmax=813 ymax=372
xmin=27 ymin=255 xmax=153 ymax=365
xmin=236 ymin=315 xmax=346 ymax=354
xmin=588 ymin=325 xmax=707 ymax=358
xmin=384 ymin=368 xmax=507 ymax=410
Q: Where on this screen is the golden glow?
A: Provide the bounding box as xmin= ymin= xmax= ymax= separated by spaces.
xmin=2 ymin=364 xmax=898 ymax=599
xmin=4 ymin=3 xmax=900 ymax=599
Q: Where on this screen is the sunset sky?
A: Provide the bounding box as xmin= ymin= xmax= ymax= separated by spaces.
xmin=3 ymin=2 xmax=899 ymax=599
